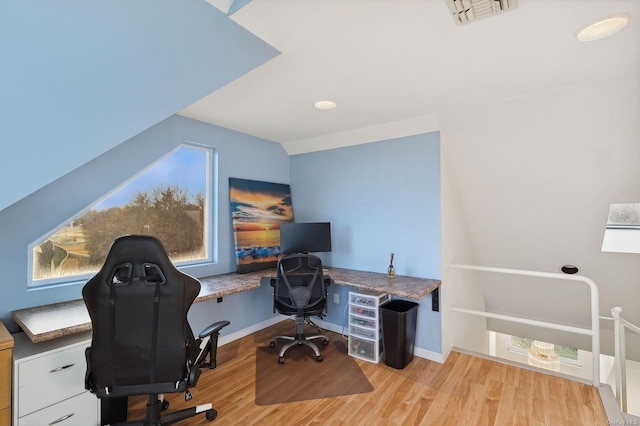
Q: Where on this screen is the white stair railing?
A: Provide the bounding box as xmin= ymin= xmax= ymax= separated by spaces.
xmin=449 ymin=264 xmax=600 ymax=386
xmin=610 ymin=307 xmax=640 ymax=413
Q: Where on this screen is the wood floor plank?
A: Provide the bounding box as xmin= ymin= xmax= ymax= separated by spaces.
xmin=126 ymin=320 xmax=608 ymax=425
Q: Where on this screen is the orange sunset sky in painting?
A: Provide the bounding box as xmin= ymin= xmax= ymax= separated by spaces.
xmin=229 ymin=178 xmax=294 ymax=231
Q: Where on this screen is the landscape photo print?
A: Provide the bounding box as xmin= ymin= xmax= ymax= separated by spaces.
xmin=229 ymin=178 xmax=294 ymax=273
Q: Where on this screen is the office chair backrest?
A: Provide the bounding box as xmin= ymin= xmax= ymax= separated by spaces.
xmin=275 ymin=254 xmax=326 ymax=314
xmin=82 ymin=235 xmax=199 ymax=390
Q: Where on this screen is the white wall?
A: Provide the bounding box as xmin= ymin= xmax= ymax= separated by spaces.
xmin=439 ymin=73 xmax=640 ymax=360
xmin=441 ymin=129 xmax=490 ymax=355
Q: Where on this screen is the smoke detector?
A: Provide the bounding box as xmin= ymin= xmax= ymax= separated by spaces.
xmin=446 ymin=0 xmax=518 ymax=26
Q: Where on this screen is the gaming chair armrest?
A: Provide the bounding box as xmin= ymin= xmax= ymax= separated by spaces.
xmin=196 ymin=320 xmax=230 ymax=371
xmin=84 ymin=347 xmax=95 ymax=392
xmin=199 ymin=320 xmax=230 ymax=339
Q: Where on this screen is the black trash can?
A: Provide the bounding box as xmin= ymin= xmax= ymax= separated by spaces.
xmin=380 ymin=299 xmax=418 ymax=369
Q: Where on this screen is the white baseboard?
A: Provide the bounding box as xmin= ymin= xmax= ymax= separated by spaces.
xmin=314 ymin=318 xmax=348 ymax=337
xmin=218 ymin=315 xmax=285 ymax=347
xmin=218 ymin=316 xmax=450 ymax=365
xmin=415 ymin=343 xmax=452 ymax=364
xmin=316 ymin=318 xmax=448 ymax=363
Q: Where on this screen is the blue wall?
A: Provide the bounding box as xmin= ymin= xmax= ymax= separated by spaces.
xmin=0 ymin=118 xmax=442 ymax=354
xmin=289 ymin=133 xmax=442 ymax=353
xmin=0 ymin=115 xmax=289 ymax=334
xmin=0 ymin=0 xmax=444 ymax=354
xmin=0 ymin=0 xmax=278 ymax=212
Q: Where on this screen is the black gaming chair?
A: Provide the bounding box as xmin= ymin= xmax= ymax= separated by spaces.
xmin=82 ymin=235 xmax=230 ymax=425
xmin=269 ymin=253 xmax=330 ymax=363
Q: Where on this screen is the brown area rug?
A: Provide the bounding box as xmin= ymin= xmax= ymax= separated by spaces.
xmin=255 ymin=339 xmax=373 ymax=405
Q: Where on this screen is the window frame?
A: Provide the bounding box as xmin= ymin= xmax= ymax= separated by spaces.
xmin=506 ymin=335 xmax=584 ymax=367
xmin=27 ymin=143 xmax=215 ymax=289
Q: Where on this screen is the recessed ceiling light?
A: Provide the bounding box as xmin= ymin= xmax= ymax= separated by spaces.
xmin=313 ymin=100 xmax=337 ymax=110
xmin=575 ymin=14 xmax=630 ymax=41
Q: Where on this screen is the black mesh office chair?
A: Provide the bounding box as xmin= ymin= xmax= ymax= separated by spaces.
xmin=82 ymin=235 xmax=230 ymax=425
xmin=269 ymin=253 xmax=330 ymax=364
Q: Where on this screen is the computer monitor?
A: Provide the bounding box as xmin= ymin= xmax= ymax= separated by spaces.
xmin=279 ymin=222 xmax=332 ymax=254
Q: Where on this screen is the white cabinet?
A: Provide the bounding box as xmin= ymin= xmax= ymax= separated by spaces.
xmin=347 ymin=291 xmax=389 ymax=363
xmin=13 ymin=332 xmax=100 ymax=426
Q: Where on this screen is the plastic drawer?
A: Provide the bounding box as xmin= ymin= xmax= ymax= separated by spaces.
xmin=349 ymin=304 xmax=377 ymax=319
xmin=350 ymin=316 xmax=376 ymax=328
xmin=349 ymin=294 xmax=378 ymax=307
xmin=350 ymin=325 xmax=377 ymax=341
xmin=348 ymin=336 xmax=379 ymax=363
xmin=349 ymin=292 xmax=390 ymax=307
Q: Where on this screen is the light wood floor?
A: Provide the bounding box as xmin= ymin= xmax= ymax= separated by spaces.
xmin=128 ymin=320 xmax=608 ymax=425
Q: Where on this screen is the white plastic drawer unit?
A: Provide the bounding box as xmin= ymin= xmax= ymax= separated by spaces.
xmin=347 ymin=291 xmax=388 ymax=363
xmin=13 ymin=332 xmax=100 ymax=426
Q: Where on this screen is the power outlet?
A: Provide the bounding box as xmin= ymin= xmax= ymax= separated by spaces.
xmin=333 ymin=293 xmax=339 ymax=304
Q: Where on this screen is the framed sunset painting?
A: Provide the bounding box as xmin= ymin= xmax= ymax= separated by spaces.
xmin=229 ymin=178 xmax=294 ymax=273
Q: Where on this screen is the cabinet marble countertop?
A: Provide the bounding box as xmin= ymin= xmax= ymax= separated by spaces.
xmin=12 ymin=267 xmax=440 ymax=343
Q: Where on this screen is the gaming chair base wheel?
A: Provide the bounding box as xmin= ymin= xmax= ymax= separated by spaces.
xmin=278 ymin=356 xmax=285 ymax=364
xmin=206 ymin=408 xmax=218 ymax=421
xmin=316 ymin=355 xmax=323 ymax=362
xmin=269 ymin=341 xmax=276 ymax=348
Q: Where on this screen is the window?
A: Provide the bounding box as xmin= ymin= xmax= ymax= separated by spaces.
xmin=508 ymin=336 xmax=583 ymax=366
xmin=601 ymin=203 xmax=640 ymax=253
xmin=29 ymin=145 xmax=212 ymax=288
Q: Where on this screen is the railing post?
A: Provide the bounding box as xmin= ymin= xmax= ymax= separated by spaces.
xmin=611 ymin=307 xmax=627 ymax=412
xmin=590 ymin=281 xmax=600 ymax=387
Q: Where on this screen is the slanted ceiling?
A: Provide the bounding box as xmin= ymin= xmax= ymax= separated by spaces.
xmin=0 ymin=0 xmax=278 ymax=213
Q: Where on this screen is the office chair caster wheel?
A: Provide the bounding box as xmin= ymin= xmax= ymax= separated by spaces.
xmin=322 ymin=340 xmax=329 ymax=346
xmin=316 ymin=355 xmax=323 ymax=362
xmin=278 ymin=356 xmax=285 ymax=364
xmin=161 ymin=400 xmax=170 ymax=411
xmin=269 ymin=341 xmax=276 ymax=348
xmin=206 ymin=408 xmax=217 ymax=421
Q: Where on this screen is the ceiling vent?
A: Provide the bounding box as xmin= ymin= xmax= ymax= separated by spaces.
xmin=446 ymin=0 xmax=518 ymax=26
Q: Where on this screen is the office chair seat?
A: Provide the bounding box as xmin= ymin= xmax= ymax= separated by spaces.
xmin=270 ymin=253 xmax=330 ymax=364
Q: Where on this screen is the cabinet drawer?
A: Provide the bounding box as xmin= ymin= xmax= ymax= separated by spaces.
xmin=18 ymin=391 xmax=98 ymax=426
xmin=17 ymin=344 xmax=87 ymax=417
